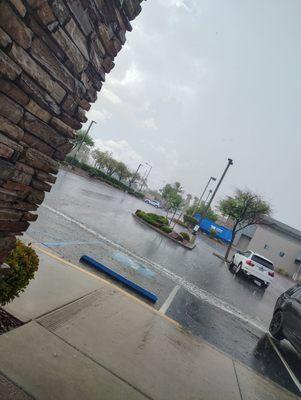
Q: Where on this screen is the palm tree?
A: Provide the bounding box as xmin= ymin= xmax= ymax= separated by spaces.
xmin=72 ymin=129 xmax=95 ymax=149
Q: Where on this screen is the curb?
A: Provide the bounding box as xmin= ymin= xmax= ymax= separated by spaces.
xmin=133 ymin=214 xmax=196 ymax=250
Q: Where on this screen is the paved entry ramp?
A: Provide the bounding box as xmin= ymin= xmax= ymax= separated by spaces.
xmin=0 ymin=246 xmax=298 ymax=400
xmin=37 ymin=285 xmax=296 ymax=400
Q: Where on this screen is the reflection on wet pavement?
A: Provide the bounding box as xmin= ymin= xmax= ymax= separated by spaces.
xmin=112 ymin=251 xmax=156 ymax=278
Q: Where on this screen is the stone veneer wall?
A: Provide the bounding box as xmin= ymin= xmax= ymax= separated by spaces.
xmin=0 ymin=0 xmax=143 ymax=263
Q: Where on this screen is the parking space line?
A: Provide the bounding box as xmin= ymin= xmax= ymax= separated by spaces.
xmin=159 ymin=285 xmax=180 ymax=314
xmin=267 ymin=333 xmax=301 ymax=394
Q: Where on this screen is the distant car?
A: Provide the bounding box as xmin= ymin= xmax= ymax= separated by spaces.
xmin=269 ymin=284 xmax=301 ymax=355
xmin=229 ymin=250 xmax=274 ymax=289
xmin=144 ymin=199 xmax=161 ymax=208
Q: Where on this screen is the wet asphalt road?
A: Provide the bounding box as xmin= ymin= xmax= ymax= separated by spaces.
xmin=27 ymin=169 xmax=301 ymax=396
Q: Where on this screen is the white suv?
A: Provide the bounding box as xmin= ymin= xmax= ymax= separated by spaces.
xmin=230 ymin=250 xmax=274 ymax=289
xmin=144 ymin=199 xmax=161 ymax=208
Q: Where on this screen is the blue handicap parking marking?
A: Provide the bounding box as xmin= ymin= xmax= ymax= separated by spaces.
xmin=112 ymin=252 xmax=155 ymax=278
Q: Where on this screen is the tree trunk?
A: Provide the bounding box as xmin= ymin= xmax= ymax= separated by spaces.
xmin=166 ymin=209 xmax=170 ymax=222
xmin=225 ymin=232 xmax=236 ymax=261
xmin=170 ymin=207 xmax=178 ymax=226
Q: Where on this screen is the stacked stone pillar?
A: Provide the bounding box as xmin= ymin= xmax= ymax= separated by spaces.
xmin=0 ymin=0 xmax=143 ymax=263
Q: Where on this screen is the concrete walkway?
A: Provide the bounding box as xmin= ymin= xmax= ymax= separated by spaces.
xmin=0 ymin=245 xmax=299 ymax=400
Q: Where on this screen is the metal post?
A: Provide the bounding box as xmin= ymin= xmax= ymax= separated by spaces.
xmin=204 ymin=189 xmax=213 ymax=204
xmin=130 ymin=163 xmax=143 ymax=188
xmin=204 ymin=158 xmax=233 ymax=217
xmin=139 ymin=163 xmax=152 ymax=192
xmin=192 ymin=176 xmax=216 ymax=217
xmin=72 ymin=120 xmax=96 ymax=165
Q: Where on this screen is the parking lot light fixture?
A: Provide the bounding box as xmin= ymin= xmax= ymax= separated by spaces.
xmin=192 ymin=176 xmax=217 ymax=217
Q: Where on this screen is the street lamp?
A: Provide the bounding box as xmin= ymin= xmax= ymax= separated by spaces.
xmin=203 ymin=158 xmax=233 ymax=217
xmin=130 ymin=162 xmax=143 ymax=188
xmin=139 ymin=162 xmax=152 ymax=192
xmin=204 ymin=189 xmax=213 ymax=204
xmin=72 ymin=120 xmax=96 ymax=165
xmin=192 ymin=176 xmax=216 ymax=217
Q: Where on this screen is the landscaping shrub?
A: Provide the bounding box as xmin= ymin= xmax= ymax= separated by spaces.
xmin=147 ymin=213 xmax=169 ymax=226
xmin=65 ymin=157 xmax=144 ymax=199
xmin=183 ymin=214 xmax=198 ymax=227
xmin=136 ymin=211 xmax=169 ymax=228
xmin=144 ymin=215 xmax=162 ymax=227
xmin=0 ymin=240 xmax=39 ymax=306
xmin=160 ymin=225 xmax=173 ymax=234
xmin=180 ymin=232 xmax=190 ymax=241
xmin=209 ymin=228 xmax=216 ymax=238
xmin=276 ymin=268 xmax=290 ymax=277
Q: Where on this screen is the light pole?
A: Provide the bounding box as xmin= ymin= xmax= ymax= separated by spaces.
xmin=139 ymin=162 xmax=152 ymax=192
xmin=203 ymin=158 xmax=233 ymax=218
xmin=72 ymin=120 xmax=96 ymax=165
xmin=192 ymin=176 xmax=216 ymax=217
xmin=130 ymin=163 xmax=143 ymax=188
xmin=204 ymin=189 xmax=213 ymax=204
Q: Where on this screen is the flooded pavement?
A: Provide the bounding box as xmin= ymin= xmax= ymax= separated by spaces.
xmin=27 ymin=169 xmax=301 ymax=396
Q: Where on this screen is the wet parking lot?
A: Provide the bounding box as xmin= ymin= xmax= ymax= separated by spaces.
xmin=27 ymin=170 xmax=301 ymax=396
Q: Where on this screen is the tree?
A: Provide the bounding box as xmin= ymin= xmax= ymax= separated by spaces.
xmin=185 ymin=193 xmax=192 ymax=206
xmin=174 ymin=181 xmax=183 ymax=194
xmin=185 ymin=202 xmax=218 ymax=222
xmin=73 ymin=129 xmax=95 ymax=148
xmin=160 ymin=182 xmax=184 ymax=221
xmin=168 ymin=192 xmax=183 ymax=222
xmin=193 ymin=196 xmax=199 ymax=206
xmin=219 ymin=189 xmax=271 ymax=260
xmin=115 ymin=161 xmax=130 ymax=181
xmin=128 ymin=171 xmax=142 ymax=188
xmin=161 ymin=182 xmax=182 ymax=202
xmin=92 ymin=150 xmax=118 ymax=176
xmin=105 ymin=157 xmax=119 ymax=176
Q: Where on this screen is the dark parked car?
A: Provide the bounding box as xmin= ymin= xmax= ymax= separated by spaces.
xmin=269 ymin=284 xmax=301 ymax=354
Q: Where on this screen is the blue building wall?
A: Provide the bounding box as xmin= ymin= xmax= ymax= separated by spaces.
xmin=194 ymin=214 xmax=233 ymax=244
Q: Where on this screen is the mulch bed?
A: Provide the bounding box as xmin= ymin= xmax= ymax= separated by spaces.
xmin=0 ymin=308 xmax=23 ymax=335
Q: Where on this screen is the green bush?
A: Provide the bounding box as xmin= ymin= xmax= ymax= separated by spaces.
xmin=209 ymin=228 xmax=216 ymax=238
xmin=136 ymin=210 xmax=170 ymax=229
xmin=180 ymin=232 xmax=190 ymax=241
xmin=276 ymin=268 xmax=290 ymax=277
xmin=183 ymin=214 xmax=198 ymax=227
xmin=143 ymin=215 xmax=159 ymax=226
xmin=160 ymin=225 xmax=173 ymax=234
xmin=147 ymin=213 xmax=169 ymax=226
xmin=0 ymin=240 xmax=39 ymax=306
xmin=65 ymin=157 xmax=144 ymax=199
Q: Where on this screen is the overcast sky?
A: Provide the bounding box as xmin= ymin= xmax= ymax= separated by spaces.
xmin=85 ymin=0 xmax=301 ymax=229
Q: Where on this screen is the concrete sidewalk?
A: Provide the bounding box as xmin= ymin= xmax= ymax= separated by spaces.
xmin=0 ymin=245 xmax=298 ymax=400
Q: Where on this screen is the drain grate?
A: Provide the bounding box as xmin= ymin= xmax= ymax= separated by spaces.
xmin=38 ymin=289 xmax=112 ymax=332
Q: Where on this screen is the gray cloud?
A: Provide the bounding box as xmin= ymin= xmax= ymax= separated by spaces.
xmin=85 ymin=0 xmax=301 ymax=229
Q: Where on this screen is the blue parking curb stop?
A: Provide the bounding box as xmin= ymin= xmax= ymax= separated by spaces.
xmin=80 ymin=255 xmax=158 ymax=303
